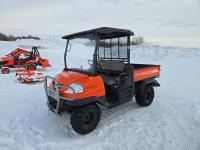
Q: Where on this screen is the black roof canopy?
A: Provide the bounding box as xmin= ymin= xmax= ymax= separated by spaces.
xmin=62 ymin=27 xmax=134 ymax=40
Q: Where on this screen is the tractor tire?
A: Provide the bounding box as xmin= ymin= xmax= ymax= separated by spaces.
xmin=71 ymin=104 xmax=101 ymax=135
xmin=136 ymin=85 xmax=154 ymax=106
xmin=1 ymin=67 xmax=10 ymax=74
xmin=26 ymin=63 xmax=37 ymax=71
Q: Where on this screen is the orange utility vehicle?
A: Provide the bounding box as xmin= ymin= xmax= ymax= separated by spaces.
xmin=45 ymin=27 xmax=160 ymax=134
xmin=0 ymin=47 xmax=50 ymax=74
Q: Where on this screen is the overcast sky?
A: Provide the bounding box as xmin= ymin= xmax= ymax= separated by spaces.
xmin=0 ymin=0 xmax=200 ymax=47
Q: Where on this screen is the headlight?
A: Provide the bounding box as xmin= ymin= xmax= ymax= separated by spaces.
xmin=65 ymin=83 xmax=84 ymax=94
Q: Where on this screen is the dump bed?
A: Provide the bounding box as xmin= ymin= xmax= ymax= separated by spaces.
xmin=132 ymin=64 xmax=160 ymax=81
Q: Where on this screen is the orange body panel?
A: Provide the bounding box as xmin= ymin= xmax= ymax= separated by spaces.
xmin=134 ymin=66 xmax=160 ymax=81
xmin=55 ymin=70 xmax=105 ymax=100
xmin=0 ymin=56 xmax=14 ymax=66
xmin=53 ymin=66 xmax=160 ymax=100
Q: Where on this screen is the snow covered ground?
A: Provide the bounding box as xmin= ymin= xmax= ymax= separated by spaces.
xmin=0 ymin=39 xmax=200 ymax=150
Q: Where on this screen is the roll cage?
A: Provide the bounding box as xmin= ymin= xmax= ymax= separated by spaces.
xmin=62 ymin=27 xmax=134 ymax=73
xmin=30 ymin=47 xmax=40 ymax=59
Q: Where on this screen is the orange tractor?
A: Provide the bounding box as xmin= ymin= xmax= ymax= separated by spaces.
xmin=0 ymin=47 xmax=50 ymax=74
xmin=45 ymin=27 xmax=160 ymax=134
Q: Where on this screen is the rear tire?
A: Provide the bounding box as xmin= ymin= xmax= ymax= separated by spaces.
xmin=26 ymin=63 xmax=37 ymax=71
xmin=71 ymin=104 xmax=101 ymax=135
xmin=136 ymin=85 xmax=154 ymax=106
xmin=1 ymin=67 xmax=10 ymax=74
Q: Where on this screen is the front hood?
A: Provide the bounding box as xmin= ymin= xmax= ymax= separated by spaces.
xmin=55 ymin=70 xmax=89 ymax=86
xmin=0 ymin=56 xmax=12 ymax=65
xmin=0 ymin=56 xmax=11 ymax=61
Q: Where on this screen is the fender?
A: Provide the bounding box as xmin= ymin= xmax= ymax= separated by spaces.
xmin=25 ymin=60 xmax=38 ymax=66
xmin=137 ymin=78 xmax=160 ymax=97
xmin=59 ymin=96 xmax=107 ymax=107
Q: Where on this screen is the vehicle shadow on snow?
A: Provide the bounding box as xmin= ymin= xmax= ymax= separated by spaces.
xmin=48 ymin=100 xmax=141 ymax=138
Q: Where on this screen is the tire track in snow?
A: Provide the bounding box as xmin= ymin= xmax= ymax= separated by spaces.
xmin=34 ymin=101 xmax=166 ymax=150
xmin=0 ymin=104 xmax=46 ymax=150
xmin=155 ymin=90 xmax=200 ymax=150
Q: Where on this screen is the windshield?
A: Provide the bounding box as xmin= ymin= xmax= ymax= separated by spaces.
xmin=65 ymin=38 xmax=95 ymax=70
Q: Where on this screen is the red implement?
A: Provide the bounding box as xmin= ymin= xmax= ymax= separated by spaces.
xmin=16 ymin=70 xmax=45 ymax=83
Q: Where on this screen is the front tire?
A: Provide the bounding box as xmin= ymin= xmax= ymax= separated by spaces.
xmin=1 ymin=67 xmax=10 ymax=74
xmin=26 ymin=63 xmax=37 ymax=71
xmin=136 ymin=85 xmax=154 ymax=106
xmin=71 ymin=104 xmax=101 ymax=135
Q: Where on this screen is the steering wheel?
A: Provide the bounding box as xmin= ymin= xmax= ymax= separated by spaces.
xmin=88 ymin=60 xmax=102 ymax=70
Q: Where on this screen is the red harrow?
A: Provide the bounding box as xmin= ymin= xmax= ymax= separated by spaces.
xmin=16 ymin=70 xmax=45 ymax=83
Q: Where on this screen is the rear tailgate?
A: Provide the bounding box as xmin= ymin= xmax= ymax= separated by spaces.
xmin=134 ymin=65 xmax=160 ymax=81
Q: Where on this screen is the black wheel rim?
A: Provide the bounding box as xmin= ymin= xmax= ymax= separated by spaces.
xmin=83 ymin=112 xmax=94 ymax=125
xmin=2 ymin=68 xmax=9 ymax=74
xmin=28 ymin=65 xmax=36 ymax=70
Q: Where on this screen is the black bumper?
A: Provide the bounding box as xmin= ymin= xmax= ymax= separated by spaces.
xmin=47 ymin=96 xmax=106 ymax=113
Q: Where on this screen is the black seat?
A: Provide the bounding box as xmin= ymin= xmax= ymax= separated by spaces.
xmin=97 ymin=60 xmax=125 ymax=75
